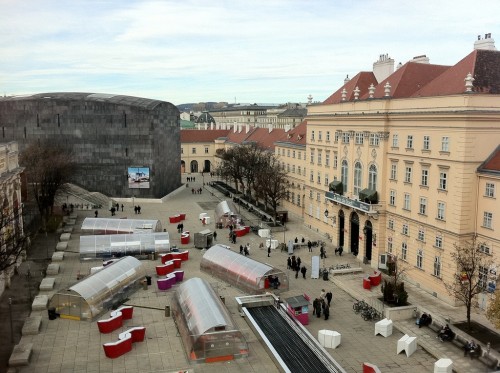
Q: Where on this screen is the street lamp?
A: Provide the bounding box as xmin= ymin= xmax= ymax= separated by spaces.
xmin=9 ymin=297 xmax=14 ymax=343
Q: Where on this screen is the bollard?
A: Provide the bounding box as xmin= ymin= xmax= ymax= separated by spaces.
xmin=165 ymin=305 xmax=170 ymax=317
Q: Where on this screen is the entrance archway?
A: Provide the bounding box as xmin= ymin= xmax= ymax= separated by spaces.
xmin=364 ymin=220 xmax=373 ymax=261
xmin=181 ymin=160 xmax=186 ymax=173
xmin=203 ymin=160 xmax=211 ymax=173
xmin=190 ymin=160 xmax=199 ymax=173
xmin=350 ymin=212 xmax=360 ymax=256
xmin=338 ymin=210 xmax=345 ymax=248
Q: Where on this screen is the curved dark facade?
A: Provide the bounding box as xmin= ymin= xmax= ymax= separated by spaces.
xmin=0 ymin=92 xmax=180 ymax=198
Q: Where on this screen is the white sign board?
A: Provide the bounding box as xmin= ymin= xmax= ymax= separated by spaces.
xmin=311 ymin=256 xmax=320 ymax=279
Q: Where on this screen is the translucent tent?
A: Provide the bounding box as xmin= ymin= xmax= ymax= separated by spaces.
xmin=49 ymin=256 xmax=146 ymax=321
xmin=80 ymin=218 xmax=162 ymax=235
xmin=200 ymin=244 xmax=289 ymax=294
xmin=214 ymin=200 xmax=240 ymax=227
xmin=172 ymin=277 xmax=248 ymax=362
xmin=79 ymin=232 xmax=170 ymax=260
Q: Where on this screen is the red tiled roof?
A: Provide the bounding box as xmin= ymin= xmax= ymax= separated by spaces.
xmin=245 ymin=127 xmax=288 ymax=151
xmin=359 ymin=62 xmax=450 ymax=100
xmin=225 ymin=126 xmax=256 ymax=144
xmin=323 ymin=72 xmax=377 ymax=104
xmin=277 ymin=120 xmax=307 ymax=146
xmin=478 ymin=145 xmax=500 ymax=173
xmin=180 ymin=129 xmax=230 ymax=142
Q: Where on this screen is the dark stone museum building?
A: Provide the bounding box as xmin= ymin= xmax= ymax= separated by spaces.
xmin=0 ymin=92 xmax=180 ymax=198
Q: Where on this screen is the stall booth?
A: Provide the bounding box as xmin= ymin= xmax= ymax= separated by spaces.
xmin=80 ymin=218 xmax=162 ymax=235
xmin=200 ymin=244 xmax=289 ymax=294
xmin=172 ymin=278 xmax=248 ymax=363
xmin=285 ymin=294 xmax=310 ymax=325
xmin=48 ymin=256 xmax=146 ymax=321
xmin=79 ymin=232 xmax=170 ymax=260
xmin=194 ymin=229 xmax=214 ymax=249
xmin=214 ymin=200 xmax=240 ymax=229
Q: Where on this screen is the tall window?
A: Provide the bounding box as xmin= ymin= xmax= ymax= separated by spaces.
xmin=421 ymin=169 xmax=429 ymax=186
xmin=318 ymin=131 xmax=322 ymax=141
xmin=483 ymin=212 xmax=493 ymax=228
xmin=355 ymin=132 xmax=364 ymax=145
xmin=404 ymin=193 xmax=411 ymax=210
xmin=311 ymin=130 xmax=315 ymax=140
xmin=368 ymin=164 xmax=377 ymax=190
xmin=369 ymin=133 xmax=380 ymax=146
xmin=298 ymin=151 xmax=302 ymax=160
xmin=485 ymin=183 xmax=495 ymax=198
xmin=434 ymin=256 xmax=441 ymax=277
xmin=325 ymin=152 xmax=330 ymax=167
xmin=389 ymin=190 xmax=396 ymax=206
xmin=317 ymin=150 xmax=322 ymax=165
xmin=423 ymin=135 xmax=430 ymax=150
xmin=419 ymin=197 xmax=427 ymax=215
xmin=310 ymin=171 xmax=314 ymax=182
xmin=205 ymin=146 xmax=209 ymax=154
xmin=341 ymin=160 xmax=348 ymax=193
xmin=333 ymin=153 xmax=338 ymax=169
xmin=192 ymin=147 xmax=196 ymax=154
xmin=435 ymin=233 xmax=443 ymax=249
xmin=326 ymin=131 xmax=330 ymax=141
xmin=392 ymin=134 xmax=399 ymax=147
xmin=334 ymin=131 xmax=340 ymax=143
xmin=418 ymin=227 xmax=425 ymax=241
xmin=437 ymin=202 xmax=446 ymax=220
xmin=441 ymin=136 xmax=449 ymax=151
xmin=287 ymin=149 xmax=290 ymax=157
xmin=401 ymin=242 xmax=407 ymax=260
xmin=390 ymin=163 xmax=398 ymax=180
xmin=402 ymin=223 xmax=409 ymax=236
xmin=354 ymin=162 xmax=362 ymax=196
xmin=324 ymin=174 xmax=329 ymax=186
xmin=387 ymin=240 xmax=393 ymax=253
xmin=407 ymin=135 xmax=414 ymax=149
xmin=310 ymin=150 xmax=315 ymax=164
xmin=405 ymin=165 xmax=412 ymax=183
xmin=439 ymin=170 xmax=448 ymax=190
xmin=292 ymin=150 xmax=296 ymax=158
xmin=297 ymin=194 xmax=301 ymax=206
xmin=416 ymin=249 xmax=423 ymax=269
xmin=388 ymin=219 xmax=394 ymax=230
xmin=479 ymin=266 xmax=488 ymax=290
xmin=479 ymin=244 xmax=490 ymax=255
xmin=342 ymin=132 xmax=350 ymax=144
xmin=298 ymin=166 xmax=301 ymax=175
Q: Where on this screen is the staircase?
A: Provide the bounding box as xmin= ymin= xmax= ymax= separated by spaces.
xmin=55 ymin=183 xmax=114 ymax=209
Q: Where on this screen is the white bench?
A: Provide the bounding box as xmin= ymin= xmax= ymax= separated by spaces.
xmin=22 ymin=316 xmax=42 ymax=336
xmin=52 ymin=252 xmax=64 ymax=261
xmin=60 ymin=233 xmax=71 ymax=242
xmin=39 ymin=277 xmax=55 ymax=291
xmin=375 ymin=318 xmax=393 ymax=337
xmin=8 ymin=343 xmax=33 ymax=367
xmin=56 ymin=242 xmax=68 ymax=251
xmin=397 ymin=334 xmax=417 ymax=357
xmin=318 ymin=330 xmax=341 ymax=349
xmin=434 ymin=358 xmax=453 ymax=373
xmin=32 ymin=295 xmax=49 ymax=311
xmin=329 ymin=267 xmax=363 ymax=275
xmin=46 ymin=263 xmax=60 ymax=275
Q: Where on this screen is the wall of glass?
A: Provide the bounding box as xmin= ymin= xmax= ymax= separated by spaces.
xmin=49 ymin=256 xmax=146 ymax=321
xmin=79 ymin=232 xmax=170 ymax=260
xmin=80 ymin=218 xmax=162 ymax=235
xmin=200 ymin=244 xmax=289 ymax=294
xmin=172 ymin=277 xmax=248 ymax=362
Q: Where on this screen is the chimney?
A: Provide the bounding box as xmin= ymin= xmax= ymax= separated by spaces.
xmin=474 ymin=33 xmax=497 ymax=50
xmin=373 ymin=53 xmax=395 ymax=83
xmin=269 ymin=123 xmax=273 ymax=133
xmin=344 ymin=75 xmax=350 ymax=84
xmin=411 ymin=55 xmax=430 ymax=64
xmin=204 ymin=123 xmax=208 ymax=130
xmin=210 ymin=122 xmax=214 ymax=130
xmin=197 ymin=123 xmax=200 ymax=130
xmin=464 ymin=73 xmax=475 ymax=92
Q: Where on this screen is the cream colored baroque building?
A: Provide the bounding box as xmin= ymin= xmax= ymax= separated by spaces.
xmin=304 ymin=36 xmax=500 ymax=305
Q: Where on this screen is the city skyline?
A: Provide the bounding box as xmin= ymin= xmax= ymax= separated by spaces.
xmin=1 ymin=0 xmax=499 ymax=105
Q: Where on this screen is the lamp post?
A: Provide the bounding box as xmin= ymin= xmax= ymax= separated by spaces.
xmin=26 ymin=265 xmax=32 ymax=303
xmin=9 ymin=297 xmax=14 ymax=343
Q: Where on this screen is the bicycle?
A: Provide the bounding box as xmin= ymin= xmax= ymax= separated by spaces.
xmin=353 ymin=299 xmax=369 ymax=314
xmin=361 ymin=307 xmax=382 ymax=321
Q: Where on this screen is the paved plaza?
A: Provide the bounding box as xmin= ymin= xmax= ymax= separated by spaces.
xmin=2 ymin=173 xmax=497 ymax=372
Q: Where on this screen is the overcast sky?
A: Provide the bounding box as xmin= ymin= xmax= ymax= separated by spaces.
xmin=1 ymin=0 xmax=499 ymax=105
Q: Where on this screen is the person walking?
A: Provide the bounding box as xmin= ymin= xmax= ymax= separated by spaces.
xmin=323 ymin=301 xmax=330 ymax=320
xmin=301 ymin=265 xmax=307 ymax=279
xmin=295 ymin=266 xmax=300 ymax=279
xmin=267 ymin=245 xmax=271 ymax=257
xmin=287 ymin=257 xmax=292 ymax=269
xmin=95 ymin=210 xmax=98 ymax=218
xmin=121 ymin=204 xmax=124 ymax=212
xmin=296 ymin=257 xmax=301 ymax=269
xmin=240 ymin=245 xmax=244 ymax=255
xmin=213 ymin=231 xmax=217 ymax=241
xmin=326 ymin=291 xmax=333 ymax=307
xmin=307 ymin=240 xmax=312 ymax=252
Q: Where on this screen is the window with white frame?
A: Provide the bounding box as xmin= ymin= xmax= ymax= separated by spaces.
xmin=354 ymin=162 xmax=362 ymax=196
xmin=368 ymin=164 xmax=377 ymax=190
xmin=287 ymin=149 xmax=290 ymax=157
xmin=355 ymin=132 xmax=364 ymax=145
xmin=441 ymin=136 xmax=449 ymax=152
xmin=205 ymin=146 xmax=209 ymax=154
xmin=402 ymin=223 xmax=409 ymax=236
xmin=405 ymin=165 xmax=412 ymax=183
xmin=479 ymin=244 xmax=491 ymax=255
xmin=316 ymin=192 xmax=321 ymax=201
xmin=287 ymin=164 xmax=290 ymax=172
xmin=292 ymin=165 xmax=295 ymax=173
xmin=325 ymin=152 xmax=330 ymax=167
xmin=423 ymin=135 xmax=430 ymax=150
xmin=181 ymin=147 xmax=184 ymax=154
xmin=309 ymin=190 xmax=313 ymax=198
xmin=421 ymin=168 xmax=429 ymax=186
xmin=192 ymin=147 xmax=196 ymax=154
xmin=407 ymin=135 xmax=414 ymax=149
xmin=298 ymin=166 xmax=301 ymax=175
xmin=392 ymin=134 xmax=399 ymax=147
xmin=292 ymin=150 xmax=296 ymax=158
xmin=369 ymin=133 xmax=380 ymax=146
xmin=404 ymin=193 xmax=411 ymax=210
xmin=434 ymin=256 xmax=441 ymax=277
xmin=318 ymin=131 xmax=322 ymax=141
xmin=317 ymin=172 xmax=321 ymax=184
xmin=435 ymin=233 xmax=443 ymax=249
xmin=416 ymin=249 xmax=423 ymax=269
xmin=479 ymin=266 xmax=488 ymax=290
xmin=390 ymin=162 xmax=398 ymax=180
xmin=334 ymin=131 xmax=340 ymax=143
xmin=291 ymin=192 xmax=295 ymax=203
xmin=310 ymin=171 xmax=314 ymax=182
xmin=418 ymin=227 xmax=425 ymax=241
xmin=388 ymin=219 xmax=394 ymax=230
xmin=297 ymin=194 xmax=301 ymax=206
xmin=317 ymin=150 xmax=322 ymax=165
xmin=310 ymin=150 xmax=315 ymax=164
xmin=341 ymin=160 xmax=348 ymax=192
xmin=298 ymin=151 xmax=302 ymax=160
xmin=342 ymin=132 xmax=350 ymax=144
xmin=439 ymin=170 xmax=448 ymax=190
xmin=311 ymin=130 xmax=315 ymax=140
xmin=483 ymin=211 xmax=493 ymax=228
xmin=389 ymin=190 xmax=396 ymax=206
xmin=387 ymin=240 xmax=393 ymax=253
xmin=324 ymin=174 xmax=329 ymax=186
xmin=419 ymin=197 xmax=427 ymax=215
xmin=333 ymin=152 xmax=338 ymax=169
xmin=485 ymin=183 xmax=495 ymax=198
xmin=401 ymin=242 xmax=408 ymax=260
xmin=437 ymin=201 xmax=446 ymax=220
xmin=326 ymin=131 xmax=330 ymax=141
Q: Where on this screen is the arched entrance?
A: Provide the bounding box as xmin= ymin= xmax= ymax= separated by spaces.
xmin=190 ymin=160 xmax=199 ymax=173
xmin=181 ymin=160 xmax=186 ymax=173
xmin=350 ymin=212 xmax=360 ymax=256
xmin=203 ymin=160 xmax=211 ymax=173
xmin=364 ymin=220 xmax=373 ymax=261
xmin=338 ymin=210 xmax=345 ymax=248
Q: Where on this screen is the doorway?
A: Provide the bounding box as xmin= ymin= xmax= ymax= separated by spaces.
xmin=350 ymin=212 xmax=359 ymax=256
xmin=364 ymin=220 xmax=373 ymax=261
xmin=338 ymin=210 xmax=345 ymax=248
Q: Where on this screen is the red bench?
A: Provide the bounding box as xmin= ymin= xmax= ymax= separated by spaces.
xmin=113 ymin=306 xmax=133 ymax=320
xmin=160 ymin=253 xmax=173 ymax=264
xmin=169 ymin=215 xmax=181 ymax=223
xmin=172 ymin=258 xmax=182 ymax=268
xmin=178 ymin=250 xmax=189 ymax=261
xmin=369 ymin=271 xmax=382 ymax=286
xmin=181 ymin=231 xmax=190 ymax=244
xmin=97 ymin=312 xmax=123 ymax=334
xmin=120 ymin=327 xmax=146 ymax=343
xmin=156 ymin=261 xmax=174 ymax=276
xmin=103 ymin=333 xmax=132 ymax=358
xmin=172 ymin=270 xmax=184 ymax=282
xmin=157 ymin=273 xmax=176 ymax=290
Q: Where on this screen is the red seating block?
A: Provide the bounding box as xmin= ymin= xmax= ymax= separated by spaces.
xmin=97 ymin=312 xmax=123 ymax=334
xmin=156 ymin=261 xmax=174 ymax=276
xmin=363 ymin=277 xmax=372 ymax=290
xmin=179 ymin=213 xmax=186 ymax=220
xmin=114 ymin=306 xmax=133 ymax=320
xmin=178 ymin=250 xmax=189 ymax=261
xmin=169 ymin=215 xmax=181 ymax=223
xmin=157 ymin=274 xmax=176 ymax=290
xmin=103 ymin=334 xmax=132 ymax=358
xmin=172 ymin=258 xmax=182 ymax=269
xmin=120 ymin=327 xmax=146 ymax=343
xmin=363 ymin=362 xmax=381 ymax=373
xmin=181 ymin=231 xmax=190 ymax=244
xmin=173 ymin=270 xmax=184 ymax=282
xmin=161 ymin=253 xmax=173 ymax=264
xmin=369 ymin=271 xmax=382 ymax=286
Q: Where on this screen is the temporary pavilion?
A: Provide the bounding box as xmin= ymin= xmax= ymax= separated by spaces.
xmin=172 ymin=277 xmax=248 ymax=363
xmin=48 ymin=256 xmax=146 ymax=321
xmin=80 ymin=218 xmax=162 ymax=235
xmin=200 ymin=244 xmax=289 ymax=294
xmin=79 ymin=232 xmax=170 ymax=260
xmin=214 ymin=200 xmax=239 ymax=228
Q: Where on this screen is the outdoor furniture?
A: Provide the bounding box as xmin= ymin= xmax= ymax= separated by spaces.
xmin=374 ymin=318 xmax=393 ymax=337
xmin=39 ymin=278 xmax=56 ymax=291
xmin=156 ymin=261 xmax=174 ymax=276
xmin=51 ymin=252 xmax=64 ymax=261
xmin=46 ymin=263 xmax=60 ymax=275
xmin=173 ymin=270 xmax=185 ymax=282
xmin=113 ymin=305 xmax=134 ymax=320
xmin=397 ymin=334 xmax=417 ymax=357
xmin=157 ymin=274 xmax=176 ymax=291
xmin=369 ymin=271 xmax=382 ymax=286
xmin=172 ymin=258 xmax=182 ymax=268
xmin=8 ymin=343 xmax=33 ymax=367
xmin=119 ymin=326 xmax=146 ymax=342
xmin=363 ymin=277 xmax=371 ymax=290
xmin=103 ymin=333 xmax=132 ymax=359
xmin=181 ymin=231 xmax=190 ymax=244
xmin=178 ymin=250 xmax=189 ymax=261
xmin=97 ymin=312 xmax=123 ymax=334
xmin=179 ymin=213 xmax=186 ymax=220
xmin=32 ymin=295 xmax=49 ymax=311
xmin=169 ymin=214 xmax=181 ymax=223
xmin=21 ymin=316 xmax=42 ymax=336
xmin=318 ymin=330 xmax=341 ymax=349
xmin=434 ymin=358 xmax=453 ymax=373
xmin=363 ymin=362 xmax=381 ymax=373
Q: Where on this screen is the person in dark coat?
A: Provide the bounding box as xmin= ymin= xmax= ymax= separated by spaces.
xmin=323 ymin=301 xmax=330 ymax=320
xmin=326 ymin=291 xmax=333 ymax=307
xmin=267 ymin=245 xmax=271 ymax=257
xmin=287 ymin=257 xmax=292 ymax=269
xmin=301 ymin=265 xmax=307 ymax=279
xmin=307 ymin=240 xmax=312 ymax=252
xmin=295 ymin=266 xmax=300 ymax=279
xmin=213 ymin=231 xmax=217 ymax=241
xmin=95 ymin=210 xmax=98 ymax=218
xmin=240 ymin=245 xmax=244 ymax=254
xmin=316 ymin=299 xmax=322 ymax=318
xmin=291 ymin=256 xmax=297 ymax=271
xmin=297 ymin=257 xmax=301 ymax=269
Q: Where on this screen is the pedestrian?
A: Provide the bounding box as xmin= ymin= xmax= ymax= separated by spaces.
xmin=95 ymin=210 xmax=98 ymax=218
xmin=296 ymin=257 xmax=301 ymax=269
xmin=316 ymin=299 xmax=322 ymax=318
xmin=320 ymin=246 xmax=326 ymax=259
xmin=295 ymin=266 xmax=300 ymax=279
xmin=323 ymin=301 xmax=330 ymax=320
xmin=326 ymin=291 xmax=333 ymax=307
xmin=213 ymin=231 xmax=217 ymax=241
xmin=301 ymin=265 xmax=307 ymax=279
xmin=301 ymin=237 xmax=305 ymax=244
xmin=134 ymin=206 xmax=138 ymax=214
xmin=291 ymin=256 xmax=297 ymax=271
xmin=240 ymin=245 xmax=244 ymax=254
xmin=267 ymin=245 xmax=271 ymax=257
xmin=177 ymin=223 xmax=181 ymax=233
xmin=244 ymin=246 xmax=250 ymax=256
xmin=179 ymin=223 xmax=184 ymax=233
xmin=294 ymin=237 xmax=298 ymax=243
xmin=137 ymin=205 xmax=141 ymax=214
xmin=308 ymin=240 xmax=312 ymax=252
xmin=320 ymin=289 xmax=326 ymax=301
xmin=116 ymin=202 xmax=119 ymax=211
xmin=232 ymin=232 xmax=237 ymax=244
xmin=121 ymin=204 xmax=124 ymax=212
xmin=287 ymin=257 xmax=292 ymax=269
xmin=110 ymin=207 xmax=116 ymax=216
xmin=312 ymin=298 xmax=319 ymax=317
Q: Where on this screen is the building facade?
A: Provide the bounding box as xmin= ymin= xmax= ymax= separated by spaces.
xmin=0 ymin=93 xmax=180 ymax=198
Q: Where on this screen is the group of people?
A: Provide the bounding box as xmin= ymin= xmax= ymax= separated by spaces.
xmin=133 ymin=205 xmax=142 ymax=214
xmin=191 ymin=188 xmax=202 ymax=194
xmin=267 ymin=275 xmax=281 ymax=290
xmin=186 ymin=176 xmax=196 ymax=182
xmin=239 ymin=243 xmax=250 ymax=256
xmin=286 ymin=255 xmax=308 ymax=279
xmin=334 ymin=246 xmax=344 ymax=256
xmin=176 ymin=223 xmax=185 ymax=233
xmin=437 ymin=324 xmax=455 ymax=342
xmin=312 ymin=290 xmax=333 ymax=320
xmin=416 ymin=312 xmax=432 ymax=328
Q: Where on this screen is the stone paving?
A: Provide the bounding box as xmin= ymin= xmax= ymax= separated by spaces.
xmin=3 ymin=173 xmax=498 ymax=372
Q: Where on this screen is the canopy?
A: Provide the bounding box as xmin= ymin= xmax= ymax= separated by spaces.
xmin=359 ymin=188 xmax=378 ymax=204
xmin=214 ymin=200 xmax=240 ymax=226
xmin=200 ymin=244 xmax=288 ymax=294
xmin=328 ymin=180 xmax=343 ymax=195
xmin=79 ymin=232 xmax=170 ymax=260
xmin=81 ymin=218 xmax=162 ymax=235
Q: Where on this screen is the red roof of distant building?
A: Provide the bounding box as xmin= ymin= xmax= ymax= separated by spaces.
xmin=180 ymin=129 xmax=230 ymax=142
xmin=323 ymin=72 xmax=377 ymax=104
xmin=276 ymin=120 xmax=307 ymax=146
xmin=245 ymin=127 xmax=288 ymax=151
xmin=478 ymin=145 xmax=500 ymax=174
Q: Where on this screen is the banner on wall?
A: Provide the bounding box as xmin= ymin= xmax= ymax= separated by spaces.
xmin=128 ymin=167 xmax=150 ymax=189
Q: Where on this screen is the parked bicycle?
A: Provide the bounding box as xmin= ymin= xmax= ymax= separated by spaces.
xmin=331 ymin=263 xmax=351 ymax=270
xmin=353 ymin=299 xmax=369 ymax=314
xmin=361 ymin=307 xmax=382 ymax=321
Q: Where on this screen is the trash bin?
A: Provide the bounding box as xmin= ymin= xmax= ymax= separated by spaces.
xmin=48 ymin=307 xmax=57 ymax=320
xmin=141 ymin=279 xmax=148 ymax=290
xmin=323 ymin=271 xmax=329 ymax=281
xmin=165 ymin=305 xmax=170 ymax=317
xmin=220 ymin=296 xmax=225 ymax=304
xmin=146 ymin=276 xmax=152 ymax=285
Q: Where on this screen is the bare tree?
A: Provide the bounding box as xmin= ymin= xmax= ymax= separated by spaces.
xmin=216 ymin=147 xmax=245 ymax=193
xmin=0 ymin=207 xmax=30 ymax=273
xmin=445 ymin=239 xmax=493 ymax=330
xmin=486 ymin=291 xmax=500 ymax=329
xmin=20 ymin=141 xmax=74 ymax=230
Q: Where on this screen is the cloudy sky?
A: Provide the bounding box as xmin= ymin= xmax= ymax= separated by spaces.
xmin=1 ymin=0 xmax=499 ymax=105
